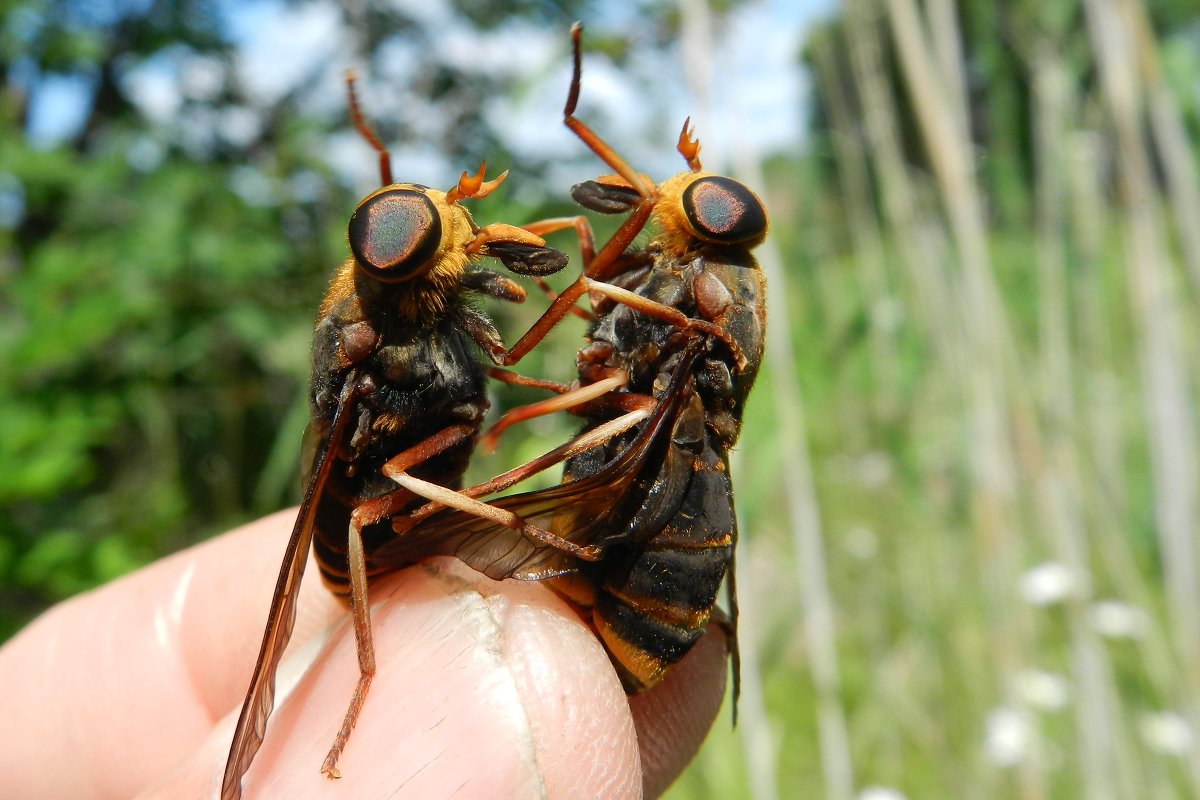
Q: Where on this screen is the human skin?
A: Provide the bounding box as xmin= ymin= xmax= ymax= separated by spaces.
xmin=0 ymin=508 xmax=728 ymax=799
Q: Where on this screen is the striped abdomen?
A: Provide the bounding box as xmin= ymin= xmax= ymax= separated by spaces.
xmin=590 ymin=439 xmax=735 ymax=692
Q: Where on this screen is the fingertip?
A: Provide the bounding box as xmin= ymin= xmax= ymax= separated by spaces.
xmin=631 ymin=626 xmax=729 ymax=798
xmin=500 ymin=577 xmax=643 ymax=800
xmin=208 ymin=557 xmax=718 ymax=800
xmin=223 ymin=558 xmax=640 ymax=799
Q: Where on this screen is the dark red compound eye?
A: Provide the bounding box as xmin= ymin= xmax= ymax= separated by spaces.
xmin=681 ymin=176 xmax=766 ymax=245
xmin=348 ymin=189 xmax=442 ymax=281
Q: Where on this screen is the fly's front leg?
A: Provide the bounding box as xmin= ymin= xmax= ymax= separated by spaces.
xmin=520 ymin=216 xmax=597 ymax=321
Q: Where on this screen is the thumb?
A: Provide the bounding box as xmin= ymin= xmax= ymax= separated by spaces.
xmin=148 ymin=558 xmax=645 ymax=799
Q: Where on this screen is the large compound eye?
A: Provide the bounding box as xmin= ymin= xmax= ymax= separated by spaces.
xmin=348 ymin=189 xmax=442 ymax=281
xmin=681 ymin=176 xmax=766 ymax=244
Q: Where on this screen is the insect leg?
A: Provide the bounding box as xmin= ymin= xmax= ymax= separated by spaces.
xmin=494 ymin=21 xmax=685 ymax=366
xmin=345 ymin=72 xmax=392 ymax=187
xmin=223 ymin=380 xmax=359 ymax=800
xmin=480 ymin=370 xmax=630 ymax=452
xmin=531 ymin=276 xmax=596 ymax=321
xmin=486 ymin=367 xmax=574 ymax=393
xmin=522 ymin=215 xmax=596 ymax=267
xmin=520 ymin=216 xmax=598 ymax=320
xmin=319 ymin=507 xmax=375 ymax=779
xmin=583 ymin=278 xmax=749 ymax=370
xmin=492 ymin=201 xmax=654 ymax=367
xmin=386 ymin=471 xmax=603 ymax=560
xmin=392 ymin=407 xmax=652 ymax=534
xmin=484 ymin=25 xmax=666 ymax=368
xmin=317 ymin=421 xmax=478 ymax=777
xmin=565 ymin=23 xmax=655 ymax=200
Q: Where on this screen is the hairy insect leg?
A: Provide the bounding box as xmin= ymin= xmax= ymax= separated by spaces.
xmin=345 ymin=72 xmax=392 ymax=187
xmin=487 ymin=367 xmax=573 ymax=393
xmin=320 ymin=509 xmax=375 ymax=780
xmin=520 ymin=216 xmax=598 ymax=321
xmin=494 ymin=205 xmax=655 ymax=366
xmin=532 ymin=277 xmax=596 ymax=322
xmin=222 ymin=380 xmax=360 ymax=800
xmin=560 ymin=24 xmax=667 ymax=287
xmin=487 ymin=26 xmax=666 ymax=368
xmin=523 ymin=215 xmax=597 ymax=267
xmin=565 ymin=23 xmax=655 ymax=201
xmin=386 ymin=471 xmax=603 ymax=560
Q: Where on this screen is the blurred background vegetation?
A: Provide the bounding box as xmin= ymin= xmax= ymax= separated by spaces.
xmin=4 ymin=0 xmax=1200 ymax=798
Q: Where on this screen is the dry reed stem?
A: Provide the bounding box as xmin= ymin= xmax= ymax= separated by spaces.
xmin=811 ymin=31 xmax=902 ymax=419
xmin=1083 ymin=6 xmax=1200 ymax=779
xmin=881 ymin=1 xmax=1046 ymax=796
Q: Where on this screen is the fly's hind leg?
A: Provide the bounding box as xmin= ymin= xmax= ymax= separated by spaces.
xmin=480 ymin=370 xmax=633 ymax=452
xmin=384 ymin=406 xmax=653 ymax=542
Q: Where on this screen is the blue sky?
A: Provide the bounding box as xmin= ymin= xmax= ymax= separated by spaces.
xmin=26 ymin=0 xmax=833 ymax=192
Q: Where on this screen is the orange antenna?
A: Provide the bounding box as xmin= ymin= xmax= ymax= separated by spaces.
xmin=446 ymin=161 xmax=508 ymax=204
xmin=676 ymin=118 xmax=702 ymax=171
xmin=346 ymin=71 xmax=393 ymax=186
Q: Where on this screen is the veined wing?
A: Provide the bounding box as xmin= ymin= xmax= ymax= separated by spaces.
xmin=220 ymin=381 xmax=357 ymax=800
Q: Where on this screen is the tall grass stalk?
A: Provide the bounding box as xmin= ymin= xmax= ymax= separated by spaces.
xmin=745 ymin=150 xmax=855 ymax=800
xmin=1084 ymin=4 xmax=1200 ymax=778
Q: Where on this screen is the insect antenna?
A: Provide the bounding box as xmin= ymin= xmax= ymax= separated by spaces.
xmin=565 ymin=22 xmax=584 ymax=118
xmin=345 ymin=71 xmax=394 ymax=186
xmin=446 ymin=161 xmax=508 ymax=205
xmin=676 ymin=117 xmax=703 ymax=171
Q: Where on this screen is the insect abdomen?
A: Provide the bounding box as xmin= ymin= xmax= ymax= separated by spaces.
xmin=593 ymin=441 xmax=735 ymax=692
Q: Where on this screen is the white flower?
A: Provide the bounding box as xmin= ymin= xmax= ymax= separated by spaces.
xmin=859 ymin=787 xmax=907 ymax=800
xmin=857 ymin=451 xmax=892 ymax=488
xmin=1020 ymin=562 xmax=1078 ymax=606
xmin=984 ymin=707 xmax=1031 ymax=765
xmin=1014 ymin=669 xmax=1070 ymax=711
xmin=1139 ymin=711 xmax=1194 ymax=755
xmin=1090 ymin=600 xmax=1148 ymax=639
xmin=843 ymin=526 xmax=879 ymax=560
